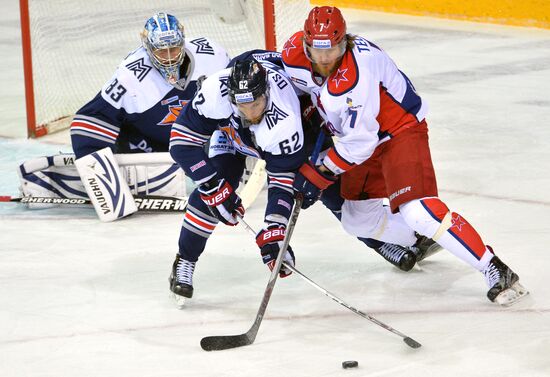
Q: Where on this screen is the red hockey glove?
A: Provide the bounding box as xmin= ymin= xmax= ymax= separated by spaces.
xmin=256 ymin=224 xmax=295 ymax=278
xmin=199 ymin=178 xmax=244 ymax=226
xmin=292 ymin=161 xmax=337 ymax=209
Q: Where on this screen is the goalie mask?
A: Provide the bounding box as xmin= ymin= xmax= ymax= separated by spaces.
xmin=228 ymin=59 xmax=270 ymax=125
xmin=142 ymin=12 xmax=186 ymax=89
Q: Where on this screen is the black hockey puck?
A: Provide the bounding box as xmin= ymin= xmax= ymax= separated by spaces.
xmin=342 ymin=360 xmax=358 ymax=369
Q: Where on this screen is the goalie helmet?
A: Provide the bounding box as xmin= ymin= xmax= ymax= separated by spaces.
xmin=228 ymin=59 xmax=268 ymax=105
xmin=303 ymin=6 xmax=346 ymax=49
xmin=141 ymin=12 xmax=186 ymax=89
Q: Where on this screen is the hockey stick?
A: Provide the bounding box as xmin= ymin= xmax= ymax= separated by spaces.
xmin=200 ymin=196 xmax=303 ymax=351
xmin=200 ymin=132 xmax=323 ymax=351
xmin=0 ymin=195 xmax=188 ymax=212
xmin=283 ymin=263 xmax=421 ymax=348
xmin=238 ymin=218 xmax=421 ymax=349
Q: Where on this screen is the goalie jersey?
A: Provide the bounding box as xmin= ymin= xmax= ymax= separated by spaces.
xmin=70 ymin=37 xmax=230 ymax=158
xmin=169 ymin=61 xmax=305 ymax=223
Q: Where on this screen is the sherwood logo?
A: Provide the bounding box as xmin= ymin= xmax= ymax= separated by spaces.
xmin=21 ymin=197 xmax=87 ymax=204
xmin=134 ymin=197 xmax=188 ymax=211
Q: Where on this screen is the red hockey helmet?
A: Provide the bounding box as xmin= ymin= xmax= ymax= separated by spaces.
xmin=303 ymin=6 xmax=346 ymax=49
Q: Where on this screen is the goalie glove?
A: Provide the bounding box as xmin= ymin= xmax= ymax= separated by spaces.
xmin=256 ymin=224 xmax=295 ymax=278
xmin=198 ymin=177 xmax=244 ymax=226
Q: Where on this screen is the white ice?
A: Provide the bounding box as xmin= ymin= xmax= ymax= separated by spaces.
xmin=1 ymin=4 xmax=550 ymax=377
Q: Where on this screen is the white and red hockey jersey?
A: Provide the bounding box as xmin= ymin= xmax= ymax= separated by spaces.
xmin=282 ymin=31 xmax=428 ymax=175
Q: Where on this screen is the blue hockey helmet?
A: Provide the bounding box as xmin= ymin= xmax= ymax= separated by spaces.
xmin=141 ymin=12 xmax=186 ymax=88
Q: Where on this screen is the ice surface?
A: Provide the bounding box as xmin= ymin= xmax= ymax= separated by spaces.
xmin=1 ymin=6 xmax=550 ymax=377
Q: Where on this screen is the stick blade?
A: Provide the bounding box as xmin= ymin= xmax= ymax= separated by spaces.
xmin=403 ymin=337 xmax=422 ymax=349
xmin=200 ymin=334 xmax=252 ymax=351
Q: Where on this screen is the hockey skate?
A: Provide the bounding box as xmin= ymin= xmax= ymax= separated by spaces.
xmin=374 ymin=243 xmax=417 ymax=271
xmin=169 ymin=254 xmax=195 ymax=308
xmin=413 ymin=234 xmax=443 ymax=262
xmin=483 ymin=251 xmax=528 ymax=306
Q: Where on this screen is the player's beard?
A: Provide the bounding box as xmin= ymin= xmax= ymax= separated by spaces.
xmin=242 ymin=114 xmax=264 ymax=126
xmin=312 ymin=56 xmax=344 ymax=78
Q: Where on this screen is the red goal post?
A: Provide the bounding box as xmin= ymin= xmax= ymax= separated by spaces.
xmin=19 ymin=0 xmax=310 ymax=138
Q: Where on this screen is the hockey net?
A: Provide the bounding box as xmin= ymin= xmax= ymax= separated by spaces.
xmin=20 ymin=0 xmax=311 ymax=137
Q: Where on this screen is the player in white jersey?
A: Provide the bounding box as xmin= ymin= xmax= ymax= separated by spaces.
xmin=284 ymin=6 xmax=527 ymax=306
xmin=167 ymin=58 xmax=304 ymax=303
xmin=70 ymin=12 xmax=230 ymax=158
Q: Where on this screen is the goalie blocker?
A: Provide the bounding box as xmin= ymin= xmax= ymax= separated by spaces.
xmin=75 ymin=147 xmax=138 ymax=221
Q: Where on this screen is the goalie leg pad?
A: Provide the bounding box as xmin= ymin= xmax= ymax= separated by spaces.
xmin=75 ymin=147 xmax=138 ymax=222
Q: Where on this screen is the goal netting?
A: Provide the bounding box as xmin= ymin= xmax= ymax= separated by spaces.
xmin=21 ymin=0 xmax=311 ymax=137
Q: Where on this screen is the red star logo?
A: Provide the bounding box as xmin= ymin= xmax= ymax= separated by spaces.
xmin=451 ymin=213 xmax=467 ymax=232
xmin=331 ymin=68 xmax=349 ymax=88
xmin=282 ymin=36 xmax=297 ymax=57
xmin=158 ymin=100 xmax=188 ymax=126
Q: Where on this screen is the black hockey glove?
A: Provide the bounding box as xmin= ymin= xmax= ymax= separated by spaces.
xmin=199 ymin=178 xmax=244 ymax=226
xmin=256 ymin=224 xmax=295 ymax=278
xmin=293 ymin=161 xmax=337 ymax=209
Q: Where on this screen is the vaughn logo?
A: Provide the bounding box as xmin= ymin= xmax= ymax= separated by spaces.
xmin=88 ymin=177 xmax=111 ymax=214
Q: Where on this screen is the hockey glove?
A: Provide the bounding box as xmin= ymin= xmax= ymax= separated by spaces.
xmin=199 ymin=178 xmax=245 ymax=226
xmin=256 ymin=224 xmax=296 ymax=278
xmin=293 ymin=161 xmax=337 ymax=209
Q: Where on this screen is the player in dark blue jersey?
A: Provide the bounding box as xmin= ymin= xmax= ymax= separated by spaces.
xmin=168 ymin=57 xmax=308 ymax=303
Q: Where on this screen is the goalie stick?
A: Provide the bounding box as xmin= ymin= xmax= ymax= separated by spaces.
xmin=237 ymin=218 xmax=422 ymax=349
xmin=0 ymin=195 xmax=188 ymax=212
xmin=200 ymin=196 xmax=303 ymax=351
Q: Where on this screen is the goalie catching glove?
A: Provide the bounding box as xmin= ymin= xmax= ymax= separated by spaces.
xmin=198 ymin=177 xmax=245 ymax=226
xmin=292 ymin=161 xmax=337 ymax=209
xmin=256 ymin=224 xmax=296 ymax=278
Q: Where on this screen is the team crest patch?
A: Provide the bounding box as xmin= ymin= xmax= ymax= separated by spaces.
xmin=158 ymin=100 xmax=188 ymax=126
xmin=125 ymin=58 xmax=152 ymax=82
xmin=265 ymin=102 xmax=289 ymax=130
xmin=190 ymin=37 xmax=214 ymax=55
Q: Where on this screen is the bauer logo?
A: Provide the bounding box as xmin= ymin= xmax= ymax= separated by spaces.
xmin=389 ymin=186 xmax=411 ymax=201
xmin=312 ymin=39 xmax=332 ymax=49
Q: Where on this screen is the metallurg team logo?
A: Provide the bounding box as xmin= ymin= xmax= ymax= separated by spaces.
xmin=265 ymin=102 xmax=289 ymax=130
xmin=125 ymin=58 xmax=152 ymax=82
xmin=158 ymin=100 xmax=189 ymax=126
xmin=190 ymin=37 xmax=214 ymax=55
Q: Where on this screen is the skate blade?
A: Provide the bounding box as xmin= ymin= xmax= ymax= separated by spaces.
xmin=416 ymin=243 xmax=443 ymax=263
xmin=171 ymin=293 xmax=188 ymax=309
xmin=495 ymin=282 xmax=529 ymax=307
